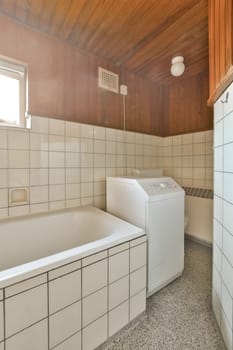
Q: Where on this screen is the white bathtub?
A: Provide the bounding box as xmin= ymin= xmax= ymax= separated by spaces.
xmin=0 ymin=206 xmax=147 ymax=350
xmin=0 ymin=206 xmax=144 ymax=287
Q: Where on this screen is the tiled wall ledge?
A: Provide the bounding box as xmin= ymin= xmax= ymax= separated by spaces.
xmin=0 ymin=236 xmax=147 ymax=350
xmin=0 ymin=115 xmax=213 ymax=220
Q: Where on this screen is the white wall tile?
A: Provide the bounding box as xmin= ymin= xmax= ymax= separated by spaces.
xmin=49 ymin=301 xmax=81 ymax=348
xmin=82 ymin=259 xmax=107 ymax=297
xmin=109 ymin=250 xmax=129 ymax=283
xmin=214 ymin=195 xmax=222 ymax=223
xmin=31 ymin=116 xmax=48 ymax=134
xmin=0 ymin=301 xmax=3 ymax=342
xmin=82 ymin=315 xmax=107 ymax=350
xmin=5 ymin=274 xmax=47 ymax=298
xmin=30 ymin=133 xmax=48 ymax=151
xmin=223 ymin=200 xmax=233 ymax=235
xmin=130 ymin=289 xmax=146 ymax=321
xmin=0 ymin=169 xmax=7 ymax=188
xmin=224 ymin=112 xmax=233 ymax=144
xmin=49 ymin=168 xmax=65 ymax=185
xmin=221 ymin=310 xmax=232 ymax=350
xmin=5 ymin=285 xmax=47 ymax=337
xmin=0 ymin=128 xmax=7 ymax=149
xmin=94 ymin=140 xmax=105 ymax=154
xmin=109 ymin=300 xmax=129 ymax=337
xmin=222 ymin=255 xmax=233 ymax=297
xmin=214 ymin=171 xmax=223 ymax=197
xmin=49 ymin=270 xmax=81 ymax=314
xmin=66 ymin=184 xmax=80 ymax=200
xmin=81 ymin=138 xmax=93 ymax=153
xmin=224 ymin=143 xmax=233 ymax=172
xmin=8 ymin=130 xmax=29 ymax=150
xmin=30 ymin=186 xmax=48 ymax=204
xmin=81 ymin=124 xmax=94 ymax=139
xmin=93 ymin=126 xmax=105 ymax=140
xmin=214 ymin=146 xmax=223 ymax=171
xmin=9 ymin=205 xmax=30 ymax=217
xmin=9 ymin=169 xmax=29 ymax=187
xmin=66 ymin=153 xmax=80 ymax=168
xmin=30 ymin=169 xmax=48 ymax=186
xmin=66 ymin=137 xmax=80 ymax=153
xmin=223 ymin=173 xmax=233 ymax=203
xmin=49 ymin=152 xmax=64 ymax=168
xmin=221 ymin=283 xmax=232 ymax=328
xmin=66 ymin=122 xmax=80 ymax=138
xmin=130 ymin=243 xmax=147 ymax=272
xmin=0 ymin=188 xmax=8 ymax=208
xmin=212 ymin=289 xmax=221 ymax=327
xmin=213 ymin=243 xmax=222 ymax=274
xmin=213 ymin=219 xmax=222 ymax=249
xmin=130 ymin=266 xmax=147 ymax=296
xmin=0 ymin=150 xmax=8 ymax=168
xmin=214 ymin=120 xmax=223 ymax=147
xmin=5 ymin=319 xmax=48 ymax=350
xmin=109 ymin=275 xmax=129 ymax=310
xmin=223 ymin=229 xmax=233 ymax=267
xmin=8 ymin=150 xmax=29 ymax=168
xmin=49 ymin=135 xmax=65 ymax=152
xmin=213 ymin=266 xmax=221 ymax=300
xmin=49 ymin=185 xmax=65 ymax=202
xmin=30 ymin=151 xmax=48 ymax=168
xmin=53 ymin=331 xmax=81 ymax=350
xmin=49 ymin=119 xmax=65 ymax=136
xmin=82 ymin=287 xmax=107 ymax=327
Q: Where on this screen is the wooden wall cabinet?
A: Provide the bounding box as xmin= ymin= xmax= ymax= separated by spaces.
xmin=208 ymin=0 xmax=233 ymax=105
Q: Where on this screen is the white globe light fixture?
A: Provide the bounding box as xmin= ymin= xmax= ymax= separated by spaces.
xmin=170 ymin=56 xmax=185 ymax=77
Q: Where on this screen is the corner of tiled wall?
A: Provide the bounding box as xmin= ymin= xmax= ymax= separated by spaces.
xmin=159 ymin=130 xmax=213 ymax=190
xmin=212 ymin=82 xmax=233 ymax=350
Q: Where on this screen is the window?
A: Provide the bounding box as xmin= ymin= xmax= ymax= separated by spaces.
xmin=0 ymin=58 xmax=27 ymax=127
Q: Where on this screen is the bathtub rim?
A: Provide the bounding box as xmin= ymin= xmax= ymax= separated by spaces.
xmin=0 ymin=206 xmax=145 ymax=288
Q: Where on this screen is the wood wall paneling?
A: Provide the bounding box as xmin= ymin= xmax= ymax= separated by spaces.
xmin=163 ymin=72 xmax=213 ymax=136
xmin=208 ymin=0 xmax=233 ymax=104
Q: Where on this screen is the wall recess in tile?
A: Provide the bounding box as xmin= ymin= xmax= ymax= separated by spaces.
xmin=9 ymin=188 xmax=28 ymax=206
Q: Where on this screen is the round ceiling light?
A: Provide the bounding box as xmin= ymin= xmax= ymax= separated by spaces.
xmin=170 ymin=56 xmax=185 ymax=77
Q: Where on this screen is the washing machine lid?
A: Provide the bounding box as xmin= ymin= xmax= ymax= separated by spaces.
xmin=137 ymin=177 xmax=185 ymax=201
xmin=107 ymin=176 xmax=185 ymax=201
xmin=131 ymin=168 xmax=164 ymax=177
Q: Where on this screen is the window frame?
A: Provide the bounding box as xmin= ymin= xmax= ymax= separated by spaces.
xmin=0 ymin=57 xmax=27 ymax=128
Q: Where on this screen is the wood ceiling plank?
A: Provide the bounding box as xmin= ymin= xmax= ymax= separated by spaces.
xmin=48 ymin=0 xmax=73 ymax=36
xmin=0 ymin=0 xmax=16 ymax=16
xmin=124 ymin=1 xmax=208 ymax=71
xmin=15 ymin=0 xmax=29 ymax=23
xmin=57 ymin=0 xmax=87 ymax=40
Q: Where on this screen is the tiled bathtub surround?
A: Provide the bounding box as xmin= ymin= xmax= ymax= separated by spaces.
xmin=0 ymin=236 xmax=147 ymax=350
xmin=0 ymin=115 xmax=213 ymax=219
xmin=212 ymin=81 xmax=233 ymax=350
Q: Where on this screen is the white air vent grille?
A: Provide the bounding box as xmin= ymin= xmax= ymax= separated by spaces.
xmin=98 ymin=67 xmax=119 ymax=93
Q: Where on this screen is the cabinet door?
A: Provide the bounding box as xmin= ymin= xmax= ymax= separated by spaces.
xmin=209 ymin=0 xmax=233 ymax=104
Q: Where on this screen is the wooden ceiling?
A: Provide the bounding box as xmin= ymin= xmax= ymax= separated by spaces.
xmin=0 ymin=0 xmax=209 ymax=85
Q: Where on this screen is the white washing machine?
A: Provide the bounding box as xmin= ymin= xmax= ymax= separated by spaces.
xmin=107 ymin=176 xmax=185 ymax=296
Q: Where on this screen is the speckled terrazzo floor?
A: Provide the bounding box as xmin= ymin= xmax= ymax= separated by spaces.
xmin=99 ymin=239 xmax=226 ymax=350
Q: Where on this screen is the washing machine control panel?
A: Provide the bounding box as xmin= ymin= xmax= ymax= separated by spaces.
xmin=138 ymin=177 xmax=181 ymax=196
